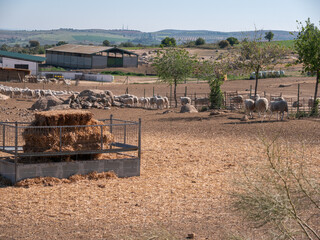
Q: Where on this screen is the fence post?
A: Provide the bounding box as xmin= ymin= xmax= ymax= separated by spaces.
xmin=124 ymin=124 xmax=127 ymax=145
xmin=59 ymin=127 xmax=62 ymax=152
xmin=2 ymin=124 xmax=5 ymax=150
xmin=169 ymin=85 xmax=172 ymax=108
xmin=153 ymin=87 xmax=155 ymax=96
xmin=224 ymin=92 xmax=227 ymax=108
xmin=138 ymin=118 xmax=141 ymax=160
xmin=297 ymin=84 xmax=300 ymax=113
xmin=144 ymin=89 xmax=146 ymax=98
xmin=14 ymin=122 xmax=18 ymax=183
xmin=184 ymin=86 xmax=187 ymax=97
xmin=249 ymin=85 xmax=252 ymax=98
xmin=126 ymin=87 xmax=128 ymax=94
xmin=100 ymin=126 xmax=103 ymax=150
xmin=110 ymin=115 xmax=113 ymax=149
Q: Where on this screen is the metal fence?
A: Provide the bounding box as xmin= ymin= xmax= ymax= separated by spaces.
xmin=0 ymin=115 xmax=141 ymax=161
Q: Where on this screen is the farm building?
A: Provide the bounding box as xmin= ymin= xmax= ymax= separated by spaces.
xmin=0 ymin=50 xmax=46 ymax=75
xmin=0 ymin=67 xmax=31 ymax=82
xmin=45 ymin=44 xmax=139 ymax=69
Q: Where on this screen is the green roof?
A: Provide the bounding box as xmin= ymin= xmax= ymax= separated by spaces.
xmin=0 ymin=50 xmax=46 ymax=63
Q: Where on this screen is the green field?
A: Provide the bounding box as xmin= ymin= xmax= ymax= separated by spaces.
xmin=72 ymin=35 xmax=130 ymax=43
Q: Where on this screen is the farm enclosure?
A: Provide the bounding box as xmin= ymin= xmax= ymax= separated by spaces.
xmin=0 ymin=76 xmax=319 ymax=239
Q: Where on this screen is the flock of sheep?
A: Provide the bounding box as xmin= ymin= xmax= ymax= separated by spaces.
xmin=0 ymin=85 xmax=76 ymax=99
xmin=244 ymin=95 xmax=288 ymax=121
xmin=114 ymin=94 xmax=170 ymax=109
xmin=231 ymin=95 xmax=288 ymax=121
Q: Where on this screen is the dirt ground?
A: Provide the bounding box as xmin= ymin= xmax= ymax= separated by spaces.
xmin=0 ymin=76 xmax=319 ymax=239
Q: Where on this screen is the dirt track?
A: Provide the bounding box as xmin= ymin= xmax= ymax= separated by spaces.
xmin=0 ymin=76 xmax=319 ymax=239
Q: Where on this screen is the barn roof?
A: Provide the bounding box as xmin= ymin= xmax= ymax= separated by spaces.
xmin=46 ymin=44 xmax=138 ymax=56
xmin=0 ymin=50 xmax=46 ymax=63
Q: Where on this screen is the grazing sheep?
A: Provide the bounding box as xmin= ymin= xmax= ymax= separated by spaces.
xmin=255 ymin=97 xmax=269 ymax=121
xmin=149 ymin=96 xmax=157 ymax=109
xmin=122 ymin=97 xmax=134 ymax=106
xmin=180 ymin=97 xmax=191 ymax=105
xmin=163 ymin=96 xmax=169 ymax=109
xmin=244 ymin=99 xmax=255 ymax=118
xmin=195 ymin=97 xmax=209 ymax=106
xmin=269 ymin=100 xmax=288 ymax=121
xmin=132 ymin=96 xmax=138 ymax=107
xmin=156 ymin=97 xmax=165 ymax=109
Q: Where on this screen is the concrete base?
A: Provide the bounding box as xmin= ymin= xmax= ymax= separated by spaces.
xmin=0 ymin=157 xmax=140 ymax=183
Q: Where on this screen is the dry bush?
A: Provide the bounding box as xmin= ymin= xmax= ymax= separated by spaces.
xmin=231 ymin=137 xmax=320 ymax=240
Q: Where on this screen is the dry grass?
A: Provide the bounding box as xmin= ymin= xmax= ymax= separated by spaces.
xmin=0 ymin=77 xmax=319 ymax=239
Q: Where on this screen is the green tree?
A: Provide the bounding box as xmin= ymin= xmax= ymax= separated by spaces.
xmin=0 ymin=44 xmax=9 ymax=51
xmin=102 ymin=40 xmax=110 ymax=46
xmin=294 ymin=19 xmax=320 ymax=115
xmin=160 ymin=37 xmax=176 ymax=47
xmin=238 ymin=35 xmax=287 ymax=97
xmin=264 ymin=31 xmax=274 ymax=42
xmin=56 ymin=41 xmax=68 ymax=46
xmin=195 ymin=37 xmax=205 ymax=46
xmin=29 ymin=40 xmax=40 ymax=48
xmin=196 ymin=60 xmax=228 ymax=109
xmin=218 ymin=40 xmax=230 ymax=48
xmin=226 ymin=37 xmax=239 ymax=46
xmin=152 ymin=48 xmax=196 ymax=107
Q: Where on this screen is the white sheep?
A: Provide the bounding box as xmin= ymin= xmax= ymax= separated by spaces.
xmin=163 ymin=96 xmax=169 ymax=109
xmin=180 ymin=97 xmax=191 ymax=105
xmin=156 ymin=97 xmax=165 ymax=109
xmin=255 ymin=97 xmax=269 ymax=121
xmin=244 ymin=99 xmax=255 ymax=118
xmin=149 ymin=96 xmax=157 ymax=109
xmin=269 ymin=100 xmax=288 ymax=121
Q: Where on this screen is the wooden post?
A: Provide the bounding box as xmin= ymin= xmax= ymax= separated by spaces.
xmin=185 ymin=86 xmax=187 ymax=97
xmin=144 ymin=89 xmax=146 ymax=98
xmin=297 ymin=84 xmax=300 ymax=113
xmin=153 ymin=87 xmax=155 ymax=96
xmin=169 ymin=85 xmax=172 ymax=108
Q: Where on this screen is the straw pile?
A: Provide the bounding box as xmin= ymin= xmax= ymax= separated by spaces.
xmin=22 ymin=110 xmax=114 ymax=163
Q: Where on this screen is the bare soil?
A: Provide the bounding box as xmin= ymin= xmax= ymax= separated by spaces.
xmin=0 ymin=76 xmax=319 ymax=239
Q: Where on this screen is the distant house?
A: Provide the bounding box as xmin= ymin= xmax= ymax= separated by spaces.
xmin=0 ymin=50 xmax=45 ymax=75
xmin=45 ymin=44 xmax=139 ymax=69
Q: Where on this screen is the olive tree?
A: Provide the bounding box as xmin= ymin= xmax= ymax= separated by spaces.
xmin=152 ymin=48 xmax=196 ymax=107
xmin=294 ymin=19 xmax=320 ymax=115
xmin=238 ymin=36 xmax=287 ymax=97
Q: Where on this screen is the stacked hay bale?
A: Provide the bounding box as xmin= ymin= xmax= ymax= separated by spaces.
xmin=22 ymin=110 xmax=114 ymax=163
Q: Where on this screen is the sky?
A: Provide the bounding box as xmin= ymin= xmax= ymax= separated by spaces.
xmin=0 ymin=0 xmax=319 ymax=32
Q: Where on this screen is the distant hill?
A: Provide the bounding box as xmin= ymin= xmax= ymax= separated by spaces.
xmin=0 ymin=28 xmax=297 ymax=46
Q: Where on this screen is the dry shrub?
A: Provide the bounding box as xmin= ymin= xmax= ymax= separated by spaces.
xmin=15 ymin=171 xmax=117 ymax=187
xmin=22 ymin=110 xmax=114 ymax=163
xmin=231 ymin=137 xmax=320 ymax=239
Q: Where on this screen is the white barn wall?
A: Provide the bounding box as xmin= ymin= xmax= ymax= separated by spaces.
xmin=40 ymin=71 xmax=114 ymax=82
xmin=1 ymin=57 xmax=38 ymax=74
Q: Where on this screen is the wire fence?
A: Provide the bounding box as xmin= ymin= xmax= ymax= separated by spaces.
xmin=0 ymin=116 xmax=141 ymax=161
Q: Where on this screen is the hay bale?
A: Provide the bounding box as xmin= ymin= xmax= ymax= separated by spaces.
xmin=22 ymin=110 xmax=114 ymax=163
xmin=30 ymin=95 xmax=63 ymax=111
